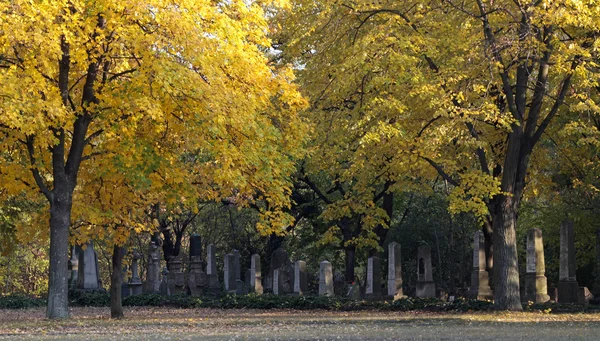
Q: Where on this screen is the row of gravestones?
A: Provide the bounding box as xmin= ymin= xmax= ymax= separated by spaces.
xmin=67 ymin=220 xmax=592 ymax=303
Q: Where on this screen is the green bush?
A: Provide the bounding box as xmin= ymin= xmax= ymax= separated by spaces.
xmin=0 ymin=295 xmax=46 ymax=309
xmin=69 ymin=290 xmax=110 ymax=307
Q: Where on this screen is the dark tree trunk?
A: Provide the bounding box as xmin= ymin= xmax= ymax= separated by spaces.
xmin=110 ymin=244 xmax=125 ymax=319
xmin=344 ymin=246 xmax=356 ymax=283
xmin=593 ymin=228 xmax=600 ymax=297
xmin=46 ymin=191 xmax=72 ymax=319
xmin=482 ymin=218 xmax=494 ymax=289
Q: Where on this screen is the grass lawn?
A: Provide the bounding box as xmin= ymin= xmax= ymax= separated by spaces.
xmin=1 ymin=307 xmax=600 ymax=340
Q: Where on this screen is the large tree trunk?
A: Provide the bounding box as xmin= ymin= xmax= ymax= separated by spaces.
xmin=46 ymin=191 xmax=72 ymax=319
xmin=482 ymin=218 xmax=494 ymax=289
xmin=110 ymin=244 xmax=125 ymax=319
xmin=344 ymin=246 xmax=356 ymax=283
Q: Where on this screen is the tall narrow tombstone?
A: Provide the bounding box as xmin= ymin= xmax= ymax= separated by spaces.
xmin=366 ymin=256 xmax=382 ymax=299
xmin=319 ymin=261 xmax=334 ymax=296
xmin=558 ymin=220 xmax=579 ymax=303
xmin=273 ymin=269 xmax=281 ymax=295
xmin=166 ymin=256 xmax=186 ymax=295
xmin=294 ymin=260 xmax=307 ymax=296
xmin=206 ymin=244 xmax=220 ymax=295
xmin=523 ymin=228 xmax=550 ymax=303
xmin=188 ymin=235 xmax=206 ymax=297
xmin=233 ymin=250 xmax=244 ymax=294
xmin=128 ymin=250 xmax=143 ymax=296
xmin=467 ymin=231 xmax=493 ymax=300
xmin=250 ymin=254 xmax=263 ymax=294
xmin=387 ymin=242 xmax=404 ymax=299
xmin=68 ymin=246 xmax=79 ymax=289
xmin=77 ymin=242 xmax=101 ymax=290
xmin=159 ymin=267 xmax=170 ymax=296
xmin=224 ymin=253 xmax=236 ymax=293
xmin=144 ymin=241 xmax=161 ymax=294
xmin=416 ymin=246 xmax=436 ymax=298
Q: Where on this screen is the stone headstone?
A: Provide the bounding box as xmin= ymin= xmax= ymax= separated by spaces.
xmin=578 ymin=286 xmax=594 ymax=305
xmin=128 ymin=249 xmax=143 ymax=296
xmin=224 ymin=253 xmax=236 ymax=293
xmin=523 ymin=228 xmax=549 ymax=303
xmin=189 ymin=234 xmax=202 ymax=259
xmin=144 ymin=241 xmax=161 ymax=294
xmin=273 ymin=269 xmax=282 ymax=295
xmin=68 ymin=246 xmax=79 ymax=289
xmin=467 ymin=231 xmax=493 ymax=300
xmin=294 ymin=260 xmax=307 ymax=296
xmin=250 ymin=254 xmax=263 ymax=294
xmin=387 ymin=242 xmax=403 ymax=299
xmin=77 ymin=242 xmax=101 ymax=290
xmin=206 ymin=244 xmax=220 ymax=295
xmin=268 ymin=248 xmax=293 ymax=294
xmin=159 ymin=267 xmax=170 ymax=296
xmin=416 ymin=246 xmax=436 ymax=298
xmin=366 ymin=256 xmax=382 ymax=299
xmin=207 ymin=244 xmax=217 ymax=276
xmin=558 ymin=220 xmax=579 ymax=303
xmin=167 ymin=256 xmax=186 ymax=295
xmin=347 ymin=282 xmax=361 ymax=300
xmin=319 ymin=261 xmax=334 ymax=296
xmin=233 ymin=250 xmax=244 ymax=294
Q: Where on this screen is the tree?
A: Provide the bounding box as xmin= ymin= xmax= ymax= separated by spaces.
xmin=0 ymin=0 xmax=307 ymax=318
xmin=277 ymin=0 xmax=599 ymax=309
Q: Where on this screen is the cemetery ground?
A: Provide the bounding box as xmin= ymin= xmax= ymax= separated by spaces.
xmin=2 ymin=307 xmax=600 ymax=340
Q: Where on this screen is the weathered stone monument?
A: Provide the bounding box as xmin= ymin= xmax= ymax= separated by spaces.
xmin=233 ymin=250 xmax=244 ymax=294
xmin=273 ymin=268 xmax=282 ymax=295
xmin=224 ymin=253 xmax=236 ymax=293
xmin=294 ymin=260 xmax=307 ymax=296
xmin=250 ymin=254 xmax=263 ymax=294
xmin=267 ymin=248 xmax=293 ymax=294
xmin=144 ymin=241 xmax=161 ymax=294
xmin=416 ymin=245 xmax=435 ymax=298
xmin=523 ymin=228 xmax=550 ymax=303
xmin=558 ymin=220 xmax=579 ymax=303
xmin=159 ymin=267 xmax=169 ymax=296
xmin=77 ymin=242 xmax=102 ymax=290
xmin=166 ymin=256 xmax=186 ymax=295
xmin=128 ymin=249 xmax=143 ymax=296
xmin=319 ymin=261 xmax=334 ymax=296
xmin=387 ymin=242 xmax=403 ymax=299
xmin=365 ymin=256 xmax=382 ymax=299
xmin=206 ymin=244 xmax=220 ymax=295
xmin=68 ymin=246 xmax=79 ymax=289
xmin=467 ymin=231 xmax=493 ymax=300
xmin=188 ymin=235 xmax=206 ymax=297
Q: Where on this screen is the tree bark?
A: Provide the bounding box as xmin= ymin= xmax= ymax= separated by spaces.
xmin=46 ymin=189 xmax=72 ymax=319
xmin=344 ymin=246 xmax=356 ymax=283
xmin=110 ymin=244 xmax=124 ymax=319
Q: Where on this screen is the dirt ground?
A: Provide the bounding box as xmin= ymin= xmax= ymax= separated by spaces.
xmin=1 ymin=307 xmax=600 ymax=340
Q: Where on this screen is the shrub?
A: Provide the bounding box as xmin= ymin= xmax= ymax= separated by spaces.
xmin=0 ymin=295 xmax=46 ymax=309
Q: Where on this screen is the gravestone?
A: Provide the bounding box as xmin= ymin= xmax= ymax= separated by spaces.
xmin=347 ymin=283 xmax=361 ymax=300
xmin=558 ymin=220 xmax=579 ymax=303
xmin=206 ymin=244 xmax=220 ymax=295
xmin=233 ymin=250 xmax=244 ymax=294
xmin=387 ymin=242 xmax=404 ymax=299
xmin=244 ymin=269 xmax=251 ymax=294
xmin=273 ymin=269 xmax=282 ymax=295
xmin=250 ymin=254 xmax=263 ymax=294
xmin=144 ymin=241 xmax=161 ymax=294
xmin=128 ymin=250 xmax=143 ymax=296
xmin=523 ymin=228 xmax=550 ymax=303
xmin=416 ymin=246 xmax=436 ymax=298
xmin=224 ymin=253 xmax=236 ymax=293
xmin=188 ymin=235 xmax=206 ymax=297
xmin=467 ymin=231 xmax=493 ymax=300
xmin=68 ymin=246 xmax=79 ymax=289
xmin=77 ymin=242 xmax=102 ymax=290
xmin=159 ymin=267 xmax=169 ymax=296
xmin=268 ymin=248 xmax=293 ymax=294
xmin=294 ymin=260 xmax=307 ymax=296
xmin=366 ymin=256 xmax=382 ymax=299
xmin=319 ymin=261 xmax=334 ymax=296
xmin=167 ymin=256 xmax=186 ymax=295
xmin=121 ymin=266 xmax=130 ymax=298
